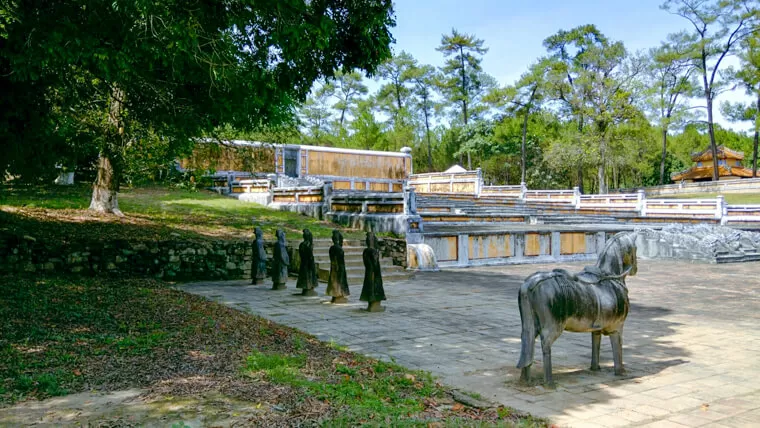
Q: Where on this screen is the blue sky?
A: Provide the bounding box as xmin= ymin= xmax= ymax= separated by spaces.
xmin=378 ymin=0 xmax=750 ymax=130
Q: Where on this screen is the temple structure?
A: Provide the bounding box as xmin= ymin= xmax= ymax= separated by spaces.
xmin=671 ymin=146 xmax=756 ymax=182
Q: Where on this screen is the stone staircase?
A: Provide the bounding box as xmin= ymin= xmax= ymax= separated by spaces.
xmin=417 ymin=195 xmax=635 ymax=226
xmin=311 ymin=239 xmax=412 ymax=284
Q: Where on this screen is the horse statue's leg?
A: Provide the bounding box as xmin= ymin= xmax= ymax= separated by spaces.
xmin=520 ymin=365 xmax=531 ymax=383
xmin=517 ymin=279 xmax=539 ymax=384
xmin=590 ymin=331 xmax=601 ymax=371
xmin=610 ymin=329 xmax=626 ymax=376
xmin=540 ymin=327 xmax=561 ymax=388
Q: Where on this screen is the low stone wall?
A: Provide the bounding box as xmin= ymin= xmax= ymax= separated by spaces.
xmin=0 ymin=233 xmax=259 ymax=280
xmin=0 ymin=232 xmax=403 ymax=279
xmin=376 ymin=237 xmax=407 ymax=267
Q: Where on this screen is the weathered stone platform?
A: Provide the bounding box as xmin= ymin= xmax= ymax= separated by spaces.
xmin=421 ymin=224 xmax=642 ymax=267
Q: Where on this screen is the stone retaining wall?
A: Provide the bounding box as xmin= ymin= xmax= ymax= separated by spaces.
xmin=376 ymin=237 xmax=407 ymax=267
xmin=0 ymin=233 xmax=404 ymax=279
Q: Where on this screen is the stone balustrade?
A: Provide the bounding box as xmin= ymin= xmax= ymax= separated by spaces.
xmin=408 ymin=169 xmax=482 ymax=195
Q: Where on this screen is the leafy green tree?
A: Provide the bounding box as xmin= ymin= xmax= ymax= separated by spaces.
xmin=721 ymin=35 xmax=760 ymax=176
xmin=409 ymin=64 xmax=439 ymax=171
xmin=348 ymin=99 xmax=386 ymax=150
xmin=299 ymin=81 xmax=336 ymax=144
xmin=1 ymin=0 xmax=394 ymax=214
xmin=436 ymin=29 xmax=489 ymax=169
xmin=328 ymin=71 xmax=369 ymax=128
xmin=643 ymin=43 xmax=699 ymax=184
xmin=662 ymin=0 xmax=760 ymax=181
xmin=543 ymin=25 xmax=641 ymax=193
xmin=486 ymin=60 xmax=549 ymax=184
xmin=376 ymin=52 xmax=417 ymax=116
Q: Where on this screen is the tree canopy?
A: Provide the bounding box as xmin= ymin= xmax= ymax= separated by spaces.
xmin=5 ymin=0 xmax=760 ymax=196
xmin=0 ymin=0 xmax=395 ymax=212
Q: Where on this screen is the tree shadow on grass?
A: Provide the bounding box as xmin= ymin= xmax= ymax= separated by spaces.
xmin=0 ymin=185 xmax=358 ymax=244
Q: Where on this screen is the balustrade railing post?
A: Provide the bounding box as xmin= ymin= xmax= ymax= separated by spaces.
xmin=716 ymin=195 xmax=726 ymax=223
xmin=520 ymin=182 xmax=527 ymax=201
xmin=636 ymin=190 xmax=646 ymax=215
xmin=572 ymin=186 xmax=581 ymax=209
xmin=322 ymin=181 xmax=333 ymax=217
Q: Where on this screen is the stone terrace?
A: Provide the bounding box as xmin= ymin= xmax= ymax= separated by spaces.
xmin=183 ymin=260 xmax=760 ymax=427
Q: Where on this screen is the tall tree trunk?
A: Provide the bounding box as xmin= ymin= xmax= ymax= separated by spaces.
xmin=521 ymin=108 xmax=529 ymax=184
xmin=754 ymin=93 xmax=760 ymax=178
xmin=660 ymin=126 xmax=669 ymax=185
xmin=577 ymin=160 xmax=584 ymax=194
xmin=90 ymin=86 xmax=125 ymax=216
xmin=704 ymin=84 xmax=719 ymax=181
xmin=463 ymin=99 xmax=471 ymax=169
xmin=424 ymin=108 xmax=433 ymax=172
xmin=90 ymin=153 xmax=122 ymax=215
xmin=597 ymin=131 xmax=608 ymax=194
xmin=458 ymin=46 xmax=471 ymax=170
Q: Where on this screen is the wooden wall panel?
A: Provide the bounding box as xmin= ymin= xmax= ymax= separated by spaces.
xmin=306 ymin=149 xmax=408 ymax=179
xmin=525 ymin=233 xmax=541 ymax=256
xmin=560 ymin=233 xmax=586 ymax=255
xmin=428 ymin=236 xmax=458 ymax=262
xmin=468 ymin=234 xmax=511 ymax=260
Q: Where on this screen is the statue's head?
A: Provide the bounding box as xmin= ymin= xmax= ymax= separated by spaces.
xmin=276 ymin=229 xmax=285 ymax=243
xmin=599 ymin=231 xmax=638 ymax=278
xmin=303 ymin=229 xmax=312 ymax=244
xmin=332 ymin=229 xmax=343 ymax=246
xmin=365 ymin=232 xmax=376 ymax=249
xmin=254 ymin=227 xmax=263 ymax=239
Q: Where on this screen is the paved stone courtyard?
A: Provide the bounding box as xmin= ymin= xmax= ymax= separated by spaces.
xmin=182 ymin=260 xmax=760 ymax=427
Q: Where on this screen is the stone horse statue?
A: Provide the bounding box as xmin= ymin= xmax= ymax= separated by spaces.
xmin=516 ymin=231 xmax=638 ymax=387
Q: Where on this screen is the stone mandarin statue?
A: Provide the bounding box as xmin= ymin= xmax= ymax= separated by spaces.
xmin=296 ymin=229 xmax=319 ymax=296
xmin=326 ymin=229 xmax=350 ymax=304
xmin=271 ymin=229 xmax=290 ymax=290
xmin=360 ymin=232 xmax=386 ymax=312
xmin=251 ymin=227 xmax=267 ymax=285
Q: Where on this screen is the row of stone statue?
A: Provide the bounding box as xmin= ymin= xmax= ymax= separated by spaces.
xmin=251 ymin=227 xmax=386 ymax=312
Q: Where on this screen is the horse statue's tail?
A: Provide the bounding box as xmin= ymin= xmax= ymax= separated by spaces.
xmin=516 ymin=277 xmax=538 ymax=369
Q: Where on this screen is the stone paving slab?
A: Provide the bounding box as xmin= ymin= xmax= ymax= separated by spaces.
xmin=181 ymin=260 xmax=760 ymax=427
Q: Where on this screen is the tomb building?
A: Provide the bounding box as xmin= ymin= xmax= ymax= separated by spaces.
xmin=672 ymin=145 xmax=755 ymax=183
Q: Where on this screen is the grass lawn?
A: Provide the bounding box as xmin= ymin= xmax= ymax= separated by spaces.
xmin=0 ymin=184 xmax=363 ymax=242
xmin=0 ymin=275 xmax=545 ymax=427
xmin=655 ymin=192 xmax=760 ymax=204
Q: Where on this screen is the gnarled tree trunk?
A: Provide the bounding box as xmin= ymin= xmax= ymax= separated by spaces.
xmin=89 ymin=86 xmax=125 ymax=216
xmin=89 ymin=152 xmax=122 ymax=215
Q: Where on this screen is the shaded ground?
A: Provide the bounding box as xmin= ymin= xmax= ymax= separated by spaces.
xmin=181 ymin=260 xmax=760 ymax=427
xmin=0 ymin=184 xmax=362 ymax=243
xmin=0 ymin=275 xmax=543 ymax=427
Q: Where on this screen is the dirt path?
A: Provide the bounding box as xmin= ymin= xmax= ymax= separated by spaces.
xmin=0 ymin=388 xmax=268 ymax=427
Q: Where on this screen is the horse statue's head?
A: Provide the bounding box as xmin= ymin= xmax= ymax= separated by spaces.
xmin=597 ymin=231 xmax=638 ymax=279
